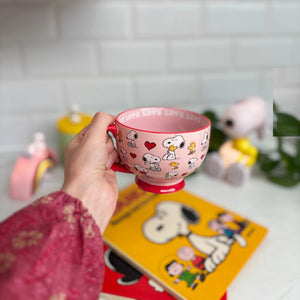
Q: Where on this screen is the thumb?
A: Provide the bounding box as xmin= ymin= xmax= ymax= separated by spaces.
xmin=84 ymin=112 xmax=115 ymax=143
xmin=106 ymin=150 xmax=119 ymax=169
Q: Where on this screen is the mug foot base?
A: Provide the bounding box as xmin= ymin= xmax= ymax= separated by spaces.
xmin=135 ymin=177 xmax=185 ymax=194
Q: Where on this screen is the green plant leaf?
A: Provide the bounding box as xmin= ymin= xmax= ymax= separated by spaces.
xmin=208 ymin=128 xmax=227 ymax=152
xmin=296 ymin=139 xmax=300 ymax=153
xmin=274 ymin=112 xmax=300 ymax=136
xmin=280 ymin=152 xmax=298 ymax=174
xmin=257 ymin=153 xmax=280 ymax=172
xmin=201 ymin=110 xmax=227 ymax=153
xmin=267 ymin=173 xmax=300 ymax=187
xmin=273 ymin=101 xmax=278 ymax=114
xmin=203 ymin=110 xmax=219 ymax=125
xmin=294 ymin=151 xmax=300 ymax=169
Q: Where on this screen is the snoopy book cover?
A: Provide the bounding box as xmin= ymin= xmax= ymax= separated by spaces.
xmin=103 ymin=184 xmax=267 ymax=300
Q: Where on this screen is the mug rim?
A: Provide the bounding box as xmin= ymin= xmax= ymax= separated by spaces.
xmin=115 ymin=107 xmax=211 ymax=134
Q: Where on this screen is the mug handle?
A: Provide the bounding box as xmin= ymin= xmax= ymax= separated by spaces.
xmin=107 ymin=123 xmax=132 ymax=174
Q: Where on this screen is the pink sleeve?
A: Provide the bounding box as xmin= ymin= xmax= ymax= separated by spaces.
xmin=0 ymin=191 xmax=104 ymax=300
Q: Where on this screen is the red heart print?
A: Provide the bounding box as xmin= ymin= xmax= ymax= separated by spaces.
xmin=201 ymin=154 xmax=205 ymax=159
xmin=130 ymin=153 xmax=137 ymax=159
xmin=145 ymin=141 xmax=156 ymax=150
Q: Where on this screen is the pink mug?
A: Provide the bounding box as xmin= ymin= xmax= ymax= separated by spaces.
xmin=108 ymin=107 xmax=211 ymax=194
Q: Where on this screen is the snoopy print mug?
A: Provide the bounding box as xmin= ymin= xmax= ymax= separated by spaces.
xmin=107 ymin=107 xmax=211 ymax=194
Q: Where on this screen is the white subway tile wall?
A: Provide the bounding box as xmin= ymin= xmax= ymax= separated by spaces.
xmin=206 ymin=2 xmax=266 ymax=34
xmin=0 ymin=48 xmax=22 ymax=78
xmin=170 ymin=39 xmax=232 ymax=70
xmin=269 ymin=3 xmax=300 ymax=34
xmin=294 ymin=38 xmax=300 ymax=65
xmin=236 ymin=38 xmax=293 ymax=68
xmin=0 ymin=0 xmax=299 ymax=151
xmin=135 ymin=75 xmax=198 ymax=106
xmin=58 ymin=2 xmax=131 ymax=39
xmin=98 ymin=41 xmax=166 ymax=74
xmin=135 ymin=2 xmax=202 ymax=37
xmin=24 ymin=43 xmax=98 ymax=76
xmin=0 ymin=4 xmax=55 ymax=44
xmin=273 ymin=67 xmax=300 ymax=119
xmin=0 ymin=81 xmax=62 ymax=114
xmin=200 ymin=72 xmax=260 ymax=103
xmin=64 ymin=78 xmax=132 ymax=112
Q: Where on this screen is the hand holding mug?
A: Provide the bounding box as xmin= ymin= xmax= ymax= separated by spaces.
xmin=108 ymin=107 xmax=211 ymax=194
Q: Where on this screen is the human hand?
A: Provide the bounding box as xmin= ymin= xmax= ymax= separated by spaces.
xmin=61 ymin=112 xmax=119 ymax=233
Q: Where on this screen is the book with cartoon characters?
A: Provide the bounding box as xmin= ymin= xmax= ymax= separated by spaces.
xmin=103 ymin=184 xmax=267 ymax=300
xmin=102 ymin=243 xmax=227 ymax=300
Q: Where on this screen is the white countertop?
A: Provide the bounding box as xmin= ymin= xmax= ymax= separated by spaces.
xmin=1 ymin=152 xmax=299 ymax=300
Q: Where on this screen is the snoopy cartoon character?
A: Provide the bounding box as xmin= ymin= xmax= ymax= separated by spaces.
xmin=205 ymin=97 xmax=267 ymax=185
xmin=188 ymin=158 xmax=198 ymax=170
xmin=134 ymin=164 xmax=148 ymax=176
xmin=162 ymin=135 xmax=185 ymax=160
xmin=120 ymin=148 xmax=128 ymax=161
xmin=201 ymin=132 xmax=209 ymax=152
xmin=143 ymin=201 xmax=234 ymax=273
xmin=127 ymin=130 xmax=138 ymax=148
xmin=165 ymin=172 xmax=178 ymax=180
xmin=143 ymin=153 xmax=161 ymax=172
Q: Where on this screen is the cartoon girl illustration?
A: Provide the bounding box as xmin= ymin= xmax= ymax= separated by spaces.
xmin=165 ymin=260 xmax=201 ymax=290
xmin=208 ymin=212 xmax=247 ymax=247
xmin=177 ymin=246 xmax=207 ymax=281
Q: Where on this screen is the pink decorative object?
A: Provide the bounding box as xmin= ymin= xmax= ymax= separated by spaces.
xmin=205 ymin=97 xmax=267 ymax=186
xmin=107 ymin=107 xmax=211 ymax=194
xmin=9 ymin=132 xmax=59 ymax=201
